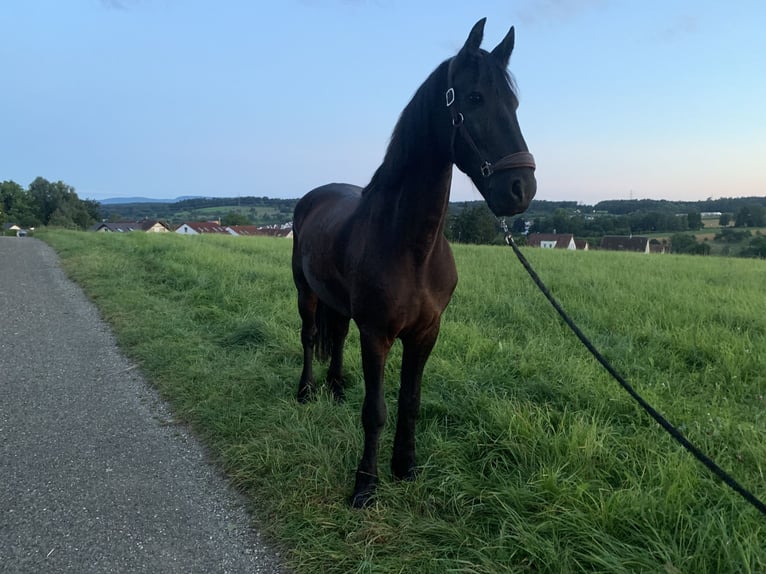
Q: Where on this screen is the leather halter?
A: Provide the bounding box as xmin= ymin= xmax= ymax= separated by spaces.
xmin=445 ymin=60 xmax=536 ymax=177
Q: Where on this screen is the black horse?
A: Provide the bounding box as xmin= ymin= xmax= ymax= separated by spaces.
xmin=292 ymin=18 xmax=536 ymax=508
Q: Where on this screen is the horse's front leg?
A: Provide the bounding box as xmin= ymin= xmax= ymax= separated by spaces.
xmin=392 ymin=325 xmax=439 ymax=481
xmin=351 ymin=329 xmax=392 ymax=508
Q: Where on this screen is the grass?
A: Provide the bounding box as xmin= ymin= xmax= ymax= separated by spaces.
xmin=40 ymin=230 xmax=765 ymax=573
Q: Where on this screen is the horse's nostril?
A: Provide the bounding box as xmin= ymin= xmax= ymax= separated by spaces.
xmin=512 ymin=179 xmax=525 ymax=204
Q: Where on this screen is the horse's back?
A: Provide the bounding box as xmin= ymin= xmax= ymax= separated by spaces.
xmin=293 ymin=183 xmax=362 ymax=235
xmin=292 ymin=183 xmax=363 ymax=316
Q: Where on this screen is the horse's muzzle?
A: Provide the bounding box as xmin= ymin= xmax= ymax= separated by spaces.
xmin=486 ymin=167 xmax=536 ymax=216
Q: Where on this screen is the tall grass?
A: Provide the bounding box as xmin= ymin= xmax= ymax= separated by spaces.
xmin=42 ymin=231 xmax=765 ymax=573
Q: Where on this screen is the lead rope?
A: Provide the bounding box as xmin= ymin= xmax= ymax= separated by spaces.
xmin=498 ymin=219 xmax=766 ymax=516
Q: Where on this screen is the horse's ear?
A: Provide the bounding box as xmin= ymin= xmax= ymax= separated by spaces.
xmin=460 ymin=18 xmax=486 ymax=55
xmin=491 ymin=26 xmax=515 ymax=67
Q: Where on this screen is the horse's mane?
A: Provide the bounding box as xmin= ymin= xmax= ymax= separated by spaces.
xmin=364 ymin=53 xmax=518 ymax=196
xmin=363 ymin=59 xmax=451 ymax=195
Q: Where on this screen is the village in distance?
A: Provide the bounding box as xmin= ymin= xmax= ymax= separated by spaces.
xmin=1 ymin=178 xmax=765 ymax=258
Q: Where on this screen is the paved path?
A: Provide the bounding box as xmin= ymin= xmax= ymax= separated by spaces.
xmin=0 ymin=237 xmax=288 ymax=573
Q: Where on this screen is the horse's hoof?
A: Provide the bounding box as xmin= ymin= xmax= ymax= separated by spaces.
xmin=349 ymin=487 xmax=376 ymax=509
xmin=350 ymin=472 xmax=377 ymax=508
xmin=297 ymin=386 xmax=316 ymax=404
xmin=402 ymin=467 xmax=419 ymax=482
xmin=392 ymin=464 xmax=419 ymax=482
xmin=394 ymin=466 xmax=420 ymax=482
xmin=328 ymin=377 xmax=345 ymax=404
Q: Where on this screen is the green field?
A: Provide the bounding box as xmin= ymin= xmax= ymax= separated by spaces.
xmin=171 ymin=205 xmax=283 ymax=224
xmin=40 ymin=231 xmax=765 ymax=573
xmin=99 ymin=197 xmax=298 ymax=227
xmin=645 ymin=223 xmax=766 ymax=257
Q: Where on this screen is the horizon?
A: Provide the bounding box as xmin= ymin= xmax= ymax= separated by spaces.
xmin=96 ymin=193 xmax=766 ymax=208
xmin=3 ymin=1 xmax=764 ymax=204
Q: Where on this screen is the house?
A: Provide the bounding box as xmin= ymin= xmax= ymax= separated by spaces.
xmin=527 ymin=233 xmax=577 ymax=250
xmin=91 ymin=222 xmax=140 ymax=232
xmin=225 ymin=225 xmax=265 ymax=236
xmin=600 ymin=235 xmax=651 ymax=253
xmin=139 ymin=220 xmax=171 ymax=233
xmin=574 ymin=239 xmax=590 ymax=251
xmin=226 ymin=225 xmax=293 ymax=238
xmin=91 ymin=220 xmax=170 ymax=233
xmin=175 ymin=221 xmax=229 ymax=235
xmin=4 ymin=222 xmax=32 ymax=236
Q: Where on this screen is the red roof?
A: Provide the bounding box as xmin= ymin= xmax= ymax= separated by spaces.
xmin=179 ymin=221 xmax=228 ymax=234
xmin=526 ymin=233 xmax=575 ymax=249
xmin=227 ymin=225 xmax=292 ymax=237
xmin=600 ymin=236 xmax=650 ymax=252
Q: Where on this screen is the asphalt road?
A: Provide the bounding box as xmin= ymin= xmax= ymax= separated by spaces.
xmin=0 ymin=237 xmax=288 ymax=573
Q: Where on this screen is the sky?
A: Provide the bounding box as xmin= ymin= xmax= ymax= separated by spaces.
xmin=2 ymin=0 xmax=764 ymax=205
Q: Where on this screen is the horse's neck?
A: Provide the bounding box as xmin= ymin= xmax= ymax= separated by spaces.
xmin=363 ymin=160 xmax=454 ymax=259
xmin=361 ymin=66 xmax=454 ymax=258
xmin=398 ymin=164 xmax=453 ymax=245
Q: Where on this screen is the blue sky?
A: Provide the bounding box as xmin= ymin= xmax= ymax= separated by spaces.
xmin=2 ymin=0 xmax=764 ymax=204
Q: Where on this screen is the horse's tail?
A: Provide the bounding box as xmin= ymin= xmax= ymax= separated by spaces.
xmin=314 ymin=300 xmax=333 ymax=362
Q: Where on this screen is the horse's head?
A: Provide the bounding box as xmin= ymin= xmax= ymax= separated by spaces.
xmin=447 ymin=19 xmax=537 ymax=216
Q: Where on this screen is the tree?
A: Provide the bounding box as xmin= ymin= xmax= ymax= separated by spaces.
xmin=687 ymin=211 xmax=703 ymax=230
xmin=741 ymin=235 xmax=766 ymax=258
xmin=1 ymin=181 xmax=24 ymax=214
xmin=734 ymin=205 xmax=766 ymax=228
xmin=449 ymin=204 xmax=498 ymax=244
xmin=1 ymin=180 xmax=38 ymax=227
xmin=18 ymin=177 xmax=100 ymax=229
xmin=551 ymin=208 xmax=569 ymax=234
xmin=670 ymin=234 xmax=709 ymax=255
xmin=221 ymin=211 xmax=251 ymax=226
xmin=670 ymin=233 xmax=698 ymax=254
xmin=510 ymin=217 xmax=527 ymax=235
xmin=714 ymin=228 xmax=751 ymax=243
xmin=719 ymin=213 xmax=732 ymax=227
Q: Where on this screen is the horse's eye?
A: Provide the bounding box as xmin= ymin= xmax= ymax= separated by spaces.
xmin=467 ymin=92 xmax=483 ymax=105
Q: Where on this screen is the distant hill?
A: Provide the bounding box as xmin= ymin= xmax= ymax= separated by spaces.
xmin=98 ymin=195 xmax=299 ymax=227
xmin=450 ymin=196 xmax=766 ymax=217
xmin=98 ymin=194 xmax=766 ymax=229
xmin=100 ymin=196 xmax=204 ymax=205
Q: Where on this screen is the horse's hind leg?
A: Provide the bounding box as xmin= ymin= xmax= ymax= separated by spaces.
xmin=296 ymin=286 xmax=318 ymax=403
xmin=325 ymin=311 xmax=350 ymax=402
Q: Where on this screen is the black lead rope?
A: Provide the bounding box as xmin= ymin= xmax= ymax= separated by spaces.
xmin=503 ymin=232 xmax=766 ymax=516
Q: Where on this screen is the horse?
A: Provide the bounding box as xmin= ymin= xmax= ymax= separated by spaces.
xmin=291 ymin=18 xmax=537 ymax=508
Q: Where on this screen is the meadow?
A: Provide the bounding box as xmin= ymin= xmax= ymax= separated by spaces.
xmin=41 ymin=230 xmax=765 ymax=573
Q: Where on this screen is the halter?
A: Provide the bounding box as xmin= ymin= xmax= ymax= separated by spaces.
xmin=445 ymin=60 xmax=536 ymax=177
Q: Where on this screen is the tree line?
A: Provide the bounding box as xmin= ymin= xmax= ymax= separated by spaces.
xmin=527 ymin=208 xmax=705 ymax=236
xmin=1 ymin=178 xmax=100 ymax=230
xmin=101 ymin=196 xmax=299 ymax=226
xmin=444 ymin=204 xmax=704 ymax=244
xmin=445 ymin=202 xmax=766 ymax=258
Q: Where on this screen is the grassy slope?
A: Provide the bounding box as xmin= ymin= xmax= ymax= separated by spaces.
xmin=646 ymin=224 xmax=766 ymax=256
xmin=41 ymin=231 xmax=765 ymax=573
xmin=171 ymin=205 xmax=282 ymax=223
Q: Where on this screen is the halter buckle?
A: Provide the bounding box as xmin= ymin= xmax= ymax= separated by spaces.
xmin=452 ymin=112 xmax=464 ymax=127
xmin=445 ymin=88 xmax=455 ymax=107
xmin=481 ymin=161 xmax=493 ymax=178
